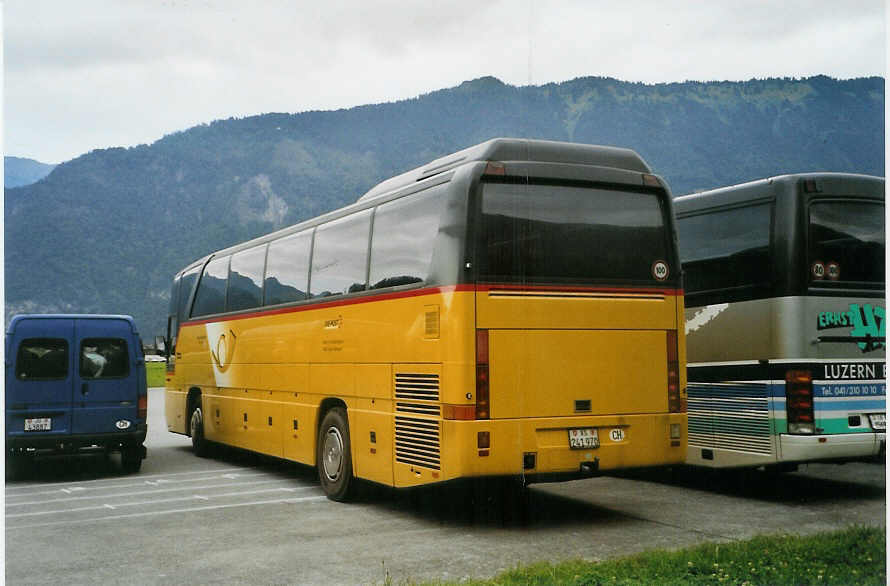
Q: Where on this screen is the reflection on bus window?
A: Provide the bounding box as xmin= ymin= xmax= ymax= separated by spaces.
xmin=228 ymin=246 xmax=266 ymax=312
xmin=192 ymin=256 xmax=230 ymax=317
xmin=310 ymin=210 xmax=371 ymax=297
xmin=265 ymin=230 xmax=311 ymax=305
xmin=369 ymin=187 xmax=444 ymax=289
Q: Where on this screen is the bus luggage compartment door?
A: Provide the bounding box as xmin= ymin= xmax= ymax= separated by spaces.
xmin=487 ymin=329 xmax=669 ymax=419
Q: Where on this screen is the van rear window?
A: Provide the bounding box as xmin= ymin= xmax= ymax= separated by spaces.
xmin=80 ymin=338 xmax=130 ymax=379
xmin=16 ymin=338 xmax=69 ymax=380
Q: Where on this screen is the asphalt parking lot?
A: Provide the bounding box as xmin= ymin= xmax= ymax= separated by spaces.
xmin=5 ymin=388 xmax=885 ymax=585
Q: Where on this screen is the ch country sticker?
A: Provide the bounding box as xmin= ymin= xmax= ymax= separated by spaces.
xmin=817 ymin=303 xmax=885 ymax=353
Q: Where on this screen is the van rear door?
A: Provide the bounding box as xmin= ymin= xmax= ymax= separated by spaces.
xmin=72 ymin=317 xmax=142 ymax=435
xmin=6 ymin=317 xmax=76 ymax=441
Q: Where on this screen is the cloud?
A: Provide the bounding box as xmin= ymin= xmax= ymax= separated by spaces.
xmin=4 ymin=0 xmax=885 ymax=163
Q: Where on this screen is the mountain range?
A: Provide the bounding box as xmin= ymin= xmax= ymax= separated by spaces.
xmin=5 ymin=156 xmax=56 ymax=188
xmin=5 ymin=75 xmax=884 ymax=337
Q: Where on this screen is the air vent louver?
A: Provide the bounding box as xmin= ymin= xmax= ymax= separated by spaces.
xmin=395 ymin=373 xmax=440 ymax=401
xmin=395 ymin=416 xmax=441 ymax=470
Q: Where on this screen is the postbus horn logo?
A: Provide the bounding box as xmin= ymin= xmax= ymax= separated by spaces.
xmin=210 ymin=329 xmax=237 ymax=372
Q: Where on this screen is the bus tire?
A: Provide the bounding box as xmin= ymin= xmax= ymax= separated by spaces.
xmin=317 ymin=407 xmax=356 ymax=502
xmin=190 ymin=405 xmax=211 ymax=458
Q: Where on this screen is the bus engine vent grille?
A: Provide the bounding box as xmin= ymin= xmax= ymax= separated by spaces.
xmin=395 ymin=373 xmax=440 ymax=401
xmin=396 ymin=402 xmax=441 ymax=416
xmin=395 ymin=416 xmax=441 ymax=470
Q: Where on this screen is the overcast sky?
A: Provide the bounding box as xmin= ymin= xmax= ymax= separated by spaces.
xmin=4 ymin=0 xmax=886 ymax=164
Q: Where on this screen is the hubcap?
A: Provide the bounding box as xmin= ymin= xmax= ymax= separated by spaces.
xmin=322 ymin=427 xmax=344 ymax=481
xmin=191 ymin=408 xmax=202 ymax=438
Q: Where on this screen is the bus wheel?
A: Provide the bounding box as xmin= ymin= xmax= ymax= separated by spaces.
xmin=190 ymin=405 xmax=211 ymax=458
xmin=317 ymin=407 xmax=355 ymax=502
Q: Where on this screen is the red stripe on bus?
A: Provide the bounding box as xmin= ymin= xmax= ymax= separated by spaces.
xmin=475 ymin=283 xmax=682 ymax=296
xmin=180 ymin=283 xmax=682 ymax=327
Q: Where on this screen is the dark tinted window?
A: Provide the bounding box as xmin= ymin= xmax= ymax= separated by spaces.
xmin=80 ymin=338 xmax=129 ymax=379
xmin=809 ymin=201 xmax=884 ymax=285
xmin=370 ymin=188 xmax=444 ymax=289
xmin=192 ymin=256 xmax=230 ymax=316
xmin=310 ymin=210 xmax=372 ymax=297
xmin=228 ymin=246 xmax=266 ymax=311
xmin=265 ymin=230 xmax=312 ymax=305
xmin=478 ymin=182 xmax=671 ymax=285
xmin=178 ymin=267 xmax=200 ymax=323
xmin=678 ymin=203 xmax=772 ymax=295
xmin=16 ymin=338 xmax=68 ymax=380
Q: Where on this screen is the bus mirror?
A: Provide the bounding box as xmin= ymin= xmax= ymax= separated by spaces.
xmin=154 ymin=335 xmax=167 ymax=357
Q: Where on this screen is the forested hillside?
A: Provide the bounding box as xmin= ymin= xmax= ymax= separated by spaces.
xmin=5 ymin=75 xmax=884 ymax=337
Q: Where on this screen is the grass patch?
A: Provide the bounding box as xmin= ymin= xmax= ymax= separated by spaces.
xmin=145 ymin=362 xmax=166 ymax=387
xmin=429 ymin=526 xmax=884 ymax=586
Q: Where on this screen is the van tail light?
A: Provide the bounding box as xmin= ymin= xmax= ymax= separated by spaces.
xmin=666 ymin=330 xmax=685 ymax=413
xmin=138 ymin=394 xmax=148 ymax=420
xmin=476 ymin=329 xmax=490 ymax=420
xmin=786 ymin=369 xmax=814 ymax=434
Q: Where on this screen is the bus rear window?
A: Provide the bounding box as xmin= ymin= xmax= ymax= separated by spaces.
xmin=478 ymin=182 xmax=672 ymax=285
xmin=809 ymin=201 xmax=884 ymax=285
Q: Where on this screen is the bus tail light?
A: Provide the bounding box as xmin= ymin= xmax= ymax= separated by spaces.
xmin=476 ymin=329 xmax=490 ymax=420
xmin=786 ymin=369 xmax=815 ymax=434
xmin=666 ymin=330 xmax=685 ymax=412
xmin=138 ymin=394 xmax=148 ymax=420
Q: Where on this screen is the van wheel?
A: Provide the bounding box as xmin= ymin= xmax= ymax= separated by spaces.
xmin=190 ymin=406 xmax=211 ymax=458
xmin=317 ymin=407 xmax=355 ymax=501
xmin=120 ymin=446 xmax=143 ymax=474
xmin=6 ymin=454 xmax=21 ymax=481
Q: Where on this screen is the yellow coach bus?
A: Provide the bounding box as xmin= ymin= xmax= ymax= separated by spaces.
xmin=163 ymin=138 xmax=687 ymax=501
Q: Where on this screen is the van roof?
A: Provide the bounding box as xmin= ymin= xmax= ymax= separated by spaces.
xmin=7 ymin=314 xmax=137 ymax=335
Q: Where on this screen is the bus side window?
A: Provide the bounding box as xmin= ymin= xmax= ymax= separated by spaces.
xmin=369 ymin=188 xmax=444 ymax=289
xmin=228 ymin=245 xmax=266 ymax=312
xmin=192 ymin=256 xmax=230 ymax=317
xmin=177 ymin=267 xmax=200 ymax=328
xmin=265 ymin=230 xmax=312 ymax=306
xmin=310 ymin=210 xmax=372 ymax=298
xmin=679 ymin=203 xmax=772 ymax=301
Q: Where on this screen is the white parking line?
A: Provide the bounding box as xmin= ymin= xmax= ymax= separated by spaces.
xmin=7 ymin=486 xmax=319 ymax=519
xmin=4 ymin=466 xmax=256 ymax=494
xmin=7 ymin=495 xmax=328 ymax=530
xmin=6 ymin=478 xmax=303 ymax=507
xmin=5 ymin=469 xmax=266 ymax=497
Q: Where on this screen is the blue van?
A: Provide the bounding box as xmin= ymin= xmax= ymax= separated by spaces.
xmin=6 ymin=314 xmax=147 ymax=475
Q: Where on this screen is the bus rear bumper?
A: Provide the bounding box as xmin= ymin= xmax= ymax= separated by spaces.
xmin=779 ymin=432 xmax=885 ymax=463
xmin=414 ymin=413 xmax=687 ymax=488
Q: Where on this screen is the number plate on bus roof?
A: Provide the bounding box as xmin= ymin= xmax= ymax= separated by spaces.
xmin=568 ymin=428 xmax=599 ymax=449
xmin=24 ymin=418 xmax=51 ymax=432
xmin=869 ymin=413 xmax=886 ymax=431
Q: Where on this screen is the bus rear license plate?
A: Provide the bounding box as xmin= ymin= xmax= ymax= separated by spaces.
xmin=868 ymin=413 xmax=886 ymax=431
xmin=24 ymin=418 xmax=51 ymax=431
xmin=568 ymin=428 xmax=599 ymax=449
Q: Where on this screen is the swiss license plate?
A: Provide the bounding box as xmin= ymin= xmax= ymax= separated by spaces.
xmin=568 ymin=427 xmax=599 ymax=449
xmin=24 ymin=418 xmax=51 ymax=432
xmin=868 ymin=413 xmax=886 ymax=431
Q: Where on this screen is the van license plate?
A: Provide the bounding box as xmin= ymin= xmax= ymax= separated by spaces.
xmin=568 ymin=428 xmax=599 ymax=449
xmin=869 ymin=413 xmax=886 ymax=431
xmin=24 ymin=418 xmax=51 ymax=431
